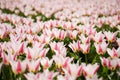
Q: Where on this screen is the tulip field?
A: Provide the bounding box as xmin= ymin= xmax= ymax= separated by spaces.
xmin=0 ymin=0 xmax=120 ymax=80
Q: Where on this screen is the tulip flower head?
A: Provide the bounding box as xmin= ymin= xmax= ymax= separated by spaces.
xmin=82 ymin=63 xmax=99 ymax=79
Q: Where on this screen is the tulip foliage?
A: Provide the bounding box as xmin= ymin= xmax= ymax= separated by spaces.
xmin=0 ymin=0 xmax=120 ymax=80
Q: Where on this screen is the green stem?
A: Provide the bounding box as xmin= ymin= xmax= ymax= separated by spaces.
xmin=85 ymin=54 xmax=87 ymax=64
xmin=92 ymin=55 xmax=97 ymax=64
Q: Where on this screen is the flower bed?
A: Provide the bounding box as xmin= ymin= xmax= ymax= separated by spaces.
xmin=0 ymin=0 xmax=120 ymax=80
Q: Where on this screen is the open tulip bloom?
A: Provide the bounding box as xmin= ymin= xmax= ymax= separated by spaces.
xmin=0 ymin=0 xmax=120 ymax=80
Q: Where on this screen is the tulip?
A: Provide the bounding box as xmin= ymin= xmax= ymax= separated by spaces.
xmin=38 ymin=69 xmax=58 ymax=80
xmin=94 ymin=41 xmax=108 ymax=55
xmin=43 ymin=28 xmax=52 ymax=37
xmin=82 ymin=63 xmax=99 ymax=79
xmin=25 ymin=47 xmax=40 ymax=60
xmin=18 ymin=42 xmax=25 ymax=55
xmin=63 ymin=63 xmax=82 ymax=80
xmin=93 ymin=31 xmax=105 ymax=43
xmin=100 ymin=57 xmax=111 ymax=68
xmin=40 ymin=57 xmax=53 ymax=69
xmin=52 ymin=54 xmax=65 ymax=68
xmin=68 ymin=40 xmax=81 ymax=52
xmin=0 ymin=27 xmax=7 ymax=39
xmin=38 ymin=34 xmax=52 ymax=44
xmin=79 ymin=34 xmax=90 ymax=44
xmin=25 ymin=43 xmax=47 ymax=60
xmin=68 ymin=30 xmax=78 ymax=39
xmin=25 ymin=69 xmax=58 ymax=80
xmin=24 ymin=72 xmax=40 ymax=80
xmin=85 ymin=26 xmax=96 ymax=37
xmin=26 ymin=34 xmax=34 ymax=43
xmin=85 ymin=74 xmax=103 ymax=80
xmin=52 ymin=28 xmax=66 ymax=40
xmin=107 ymin=47 xmax=120 ymax=58
xmin=50 ymin=41 xmax=67 ymax=57
xmin=104 ymin=31 xmax=117 ymax=42
xmin=9 ymin=60 xmax=26 ymax=74
xmin=80 ymin=43 xmax=90 ymax=54
xmin=62 ymin=57 xmax=73 ymax=68
xmin=100 ymin=57 xmax=119 ymax=70
xmin=59 ymin=30 xmax=67 ymax=40
xmin=51 ymin=28 xmax=60 ymax=39
xmin=26 ymin=59 xmax=40 ymax=72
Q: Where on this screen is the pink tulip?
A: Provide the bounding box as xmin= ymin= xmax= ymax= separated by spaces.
xmin=38 ymin=34 xmax=52 ymax=44
xmin=93 ymin=31 xmax=105 ymax=43
xmin=40 ymin=69 xmax=58 ymax=80
xmin=63 ymin=63 xmax=82 ymax=80
xmin=52 ymin=54 xmax=65 ymax=68
xmin=52 ymin=28 xmax=66 ymax=40
xmin=68 ymin=40 xmax=81 ymax=52
xmin=100 ymin=57 xmax=111 ymax=68
xmin=10 ymin=60 xmax=26 ymax=74
xmin=24 ymin=73 xmax=40 ymax=80
xmin=104 ymin=31 xmax=117 ymax=42
xmin=0 ymin=26 xmax=8 ymax=39
xmin=18 ymin=42 xmax=25 ymax=55
xmin=26 ymin=59 xmax=40 ymax=72
xmin=100 ymin=57 xmax=119 ymax=70
xmin=50 ymin=41 xmax=67 ymax=57
xmin=25 ymin=69 xmax=58 ymax=80
xmin=107 ymin=47 xmax=120 ymax=58
xmin=68 ymin=30 xmax=78 ymax=39
xmin=62 ymin=57 xmax=73 ymax=68
xmin=79 ymin=34 xmax=90 ymax=44
xmin=85 ymin=26 xmax=96 ymax=37
xmin=25 ymin=42 xmax=47 ymax=60
xmin=80 ymin=43 xmax=90 ymax=54
xmin=43 ymin=28 xmax=52 ymax=37
xmin=94 ymin=41 xmax=108 ymax=55
xmin=40 ymin=57 xmax=53 ymax=69
xmin=82 ymin=63 xmax=99 ymax=79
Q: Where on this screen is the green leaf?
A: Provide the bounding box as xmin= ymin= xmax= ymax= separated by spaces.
xmin=117 ymin=32 xmax=120 ymax=38
xmin=17 ymin=53 xmax=26 ymax=61
xmin=1 ymin=64 xmax=14 ymax=80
